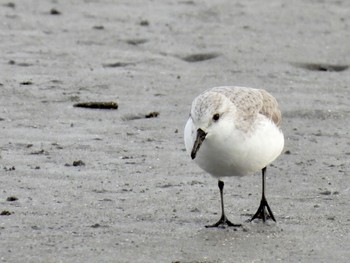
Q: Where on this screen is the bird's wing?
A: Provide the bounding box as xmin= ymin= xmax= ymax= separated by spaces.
xmin=257 ymin=89 xmax=281 ymax=126
xmin=210 ymin=86 xmax=281 ymax=127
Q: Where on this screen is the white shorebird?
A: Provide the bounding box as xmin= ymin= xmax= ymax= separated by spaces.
xmin=184 ymin=86 xmax=284 ymax=227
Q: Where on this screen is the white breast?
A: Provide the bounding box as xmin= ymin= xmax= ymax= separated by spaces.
xmin=184 ymin=116 xmax=284 ymax=179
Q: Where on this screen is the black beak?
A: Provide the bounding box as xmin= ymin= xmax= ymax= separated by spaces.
xmin=191 ymin=128 xmax=207 ymax=159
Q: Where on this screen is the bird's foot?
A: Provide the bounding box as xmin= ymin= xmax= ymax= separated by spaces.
xmin=250 ymin=196 xmax=276 ymax=222
xmin=205 ymin=214 xmax=242 ymax=228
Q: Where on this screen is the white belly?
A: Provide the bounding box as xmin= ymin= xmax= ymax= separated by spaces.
xmin=184 ymin=117 xmax=284 ymax=178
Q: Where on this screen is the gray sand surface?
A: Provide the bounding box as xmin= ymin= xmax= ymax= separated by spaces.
xmin=1 ymin=0 xmax=350 ymax=262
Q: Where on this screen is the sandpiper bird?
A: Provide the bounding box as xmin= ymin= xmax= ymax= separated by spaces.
xmin=184 ymin=86 xmax=284 ymax=227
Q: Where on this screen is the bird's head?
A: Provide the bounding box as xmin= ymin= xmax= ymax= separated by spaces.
xmin=189 ymin=92 xmax=234 ymax=159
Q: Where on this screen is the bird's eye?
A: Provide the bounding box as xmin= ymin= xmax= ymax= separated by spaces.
xmin=212 ymin=113 xmax=220 ymax=121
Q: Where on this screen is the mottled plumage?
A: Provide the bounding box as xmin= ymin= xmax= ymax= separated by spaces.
xmin=193 ymin=86 xmax=281 ymax=133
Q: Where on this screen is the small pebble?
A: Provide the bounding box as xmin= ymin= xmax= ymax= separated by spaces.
xmin=50 ymin=8 xmax=61 ymax=15
xmin=6 ymin=196 xmax=18 ymax=202
xmin=73 ymin=160 xmax=85 ymax=166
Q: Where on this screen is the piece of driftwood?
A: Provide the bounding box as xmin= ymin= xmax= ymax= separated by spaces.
xmin=73 ymin=101 xmax=118 ymax=109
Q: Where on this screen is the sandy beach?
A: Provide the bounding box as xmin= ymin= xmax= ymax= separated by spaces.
xmin=1 ymin=0 xmax=350 ymax=262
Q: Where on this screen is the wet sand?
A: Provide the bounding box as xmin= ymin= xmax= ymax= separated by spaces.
xmin=1 ymin=1 xmax=350 ymax=262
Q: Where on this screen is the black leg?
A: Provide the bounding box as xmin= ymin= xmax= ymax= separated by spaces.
xmin=250 ymin=167 xmax=276 ymax=222
xmin=206 ymin=180 xmax=242 ymax=228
